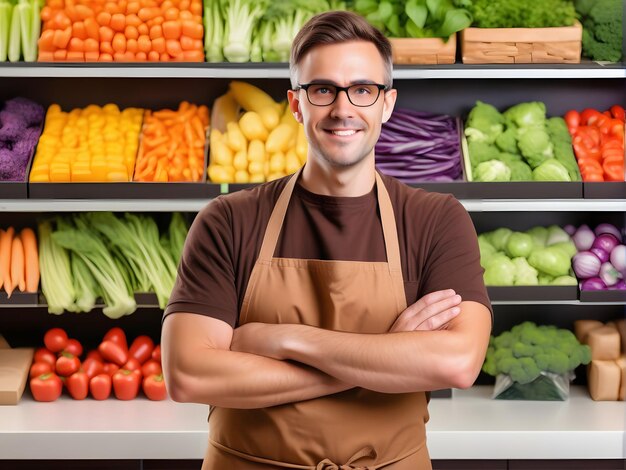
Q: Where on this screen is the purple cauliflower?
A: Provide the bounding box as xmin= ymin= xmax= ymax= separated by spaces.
xmin=11 ymin=126 xmax=42 ymax=160
xmin=0 ymin=148 xmax=28 ymax=181
xmin=0 ymin=111 xmax=28 ymax=143
xmin=3 ymin=97 xmax=45 ymax=127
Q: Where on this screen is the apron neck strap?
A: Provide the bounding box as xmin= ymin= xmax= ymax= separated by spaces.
xmin=257 ymin=168 xmax=402 ymax=273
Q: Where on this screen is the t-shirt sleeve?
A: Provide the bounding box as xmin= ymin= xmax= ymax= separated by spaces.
xmin=163 ymin=197 xmax=239 ymax=328
xmin=421 ymin=195 xmax=493 ymax=317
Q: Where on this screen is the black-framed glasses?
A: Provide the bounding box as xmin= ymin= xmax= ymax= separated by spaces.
xmin=295 ymin=83 xmax=388 ymax=107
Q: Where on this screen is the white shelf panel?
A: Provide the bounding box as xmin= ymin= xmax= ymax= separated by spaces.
xmin=0 ymin=64 xmax=624 ymax=79
xmin=491 ymin=300 xmax=626 ymax=306
xmin=0 ymin=386 xmax=623 ymax=460
xmin=1 ymin=198 xmax=625 ymax=212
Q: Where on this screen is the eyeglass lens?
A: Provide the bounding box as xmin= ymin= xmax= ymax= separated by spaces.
xmin=306 ymin=84 xmax=381 ymax=106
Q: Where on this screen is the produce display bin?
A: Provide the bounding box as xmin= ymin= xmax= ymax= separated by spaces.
xmin=579 ymin=289 xmax=626 ymax=302
xmin=0 ymin=292 xmax=39 ymax=306
xmin=461 ymin=21 xmax=582 ymax=64
xmin=28 ymin=127 xmax=210 ymax=199
xmin=0 ymin=122 xmax=40 ymax=199
xmin=487 ymin=286 xmax=578 ymax=302
xmin=583 ymin=182 xmax=626 ymax=199
xmin=389 ymin=35 xmax=457 ymax=65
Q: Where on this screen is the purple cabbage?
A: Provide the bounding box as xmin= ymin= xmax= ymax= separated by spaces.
xmin=375 ymin=108 xmax=462 ymax=183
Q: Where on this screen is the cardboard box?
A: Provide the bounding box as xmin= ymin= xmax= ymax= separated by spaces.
xmin=390 ymin=35 xmax=457 ymax=65
xmin=0 ymin=348 xmax=34 ymax=405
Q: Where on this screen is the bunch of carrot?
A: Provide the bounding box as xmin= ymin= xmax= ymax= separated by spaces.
xmin=134 ymin=101 xmax=209 ymax=182
xmin=37 ymin=0 xmax=204 ymax=62
xmin=0 ymin=227 xmax=39 ymax=298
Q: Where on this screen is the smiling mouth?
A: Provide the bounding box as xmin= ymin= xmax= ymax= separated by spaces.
xmin=324 ymin=129 xmax=361 ymax=136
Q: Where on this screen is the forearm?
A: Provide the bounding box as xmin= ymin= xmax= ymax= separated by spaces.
xmin=162 ymin=313 xmax=353 ymax=409
xmin=278 ymin=301 xmax=491 ymax=393
xmin=168 ymin=346 xmax=352 ymax=409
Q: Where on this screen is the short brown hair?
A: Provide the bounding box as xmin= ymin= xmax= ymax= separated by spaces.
xmin=289 ymin=11 xmax=393 ymax=89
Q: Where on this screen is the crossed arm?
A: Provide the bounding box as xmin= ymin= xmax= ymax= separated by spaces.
xmin=162 ymin=290 xmax=491 ymax=409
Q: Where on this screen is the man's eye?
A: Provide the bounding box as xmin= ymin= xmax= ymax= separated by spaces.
xmin=354 ymin=87 xmax=371 ymax=95
xmin=314 ymin=87 xmax=332 ymax=94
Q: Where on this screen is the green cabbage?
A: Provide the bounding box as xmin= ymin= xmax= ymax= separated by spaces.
xmin=528 ymin=247 xmax=572 ymax=277
xmin=484 ymin=255 xmax=516 ymax=285
xmin=532 ymin=159 xmax=571 ymax=181
xmin=475 ymin=160 xmax=511 ymax=182
xmin=512 ymin=257 xmax=539 ymax=286
xmin=487 ymin=227 xmax=514 ymax=251
xmin=505 ymin=232 xmax=533 ymax=258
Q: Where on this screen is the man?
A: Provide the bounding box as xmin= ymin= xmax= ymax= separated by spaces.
xmin=162 ymin=10 xmax=492 ymax=470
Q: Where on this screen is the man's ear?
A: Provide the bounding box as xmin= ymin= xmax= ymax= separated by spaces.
xmin=287 ymin=89 xmax=303 ymax=124
xmin=381 ymin=88 xmax=397 ymax=124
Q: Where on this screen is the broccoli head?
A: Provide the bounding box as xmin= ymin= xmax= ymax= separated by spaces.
xmin=578 ymin=0 xmax=623 ymax=62
xmin=510 ymin=357 xmax=541 ymax=384
xmin=517 ymin=126 xmax=554 ymax=168
xmin=465 ymin=101 xmax=505 ymax=144
xmin=503 ymin=102 xmax=547 ymax=128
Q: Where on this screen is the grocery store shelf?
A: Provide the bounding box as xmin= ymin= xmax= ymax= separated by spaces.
xmin=0 ymin=62 xmax=624 ymax=79
xmin=0 ymin=386 xmax=622 ymax=460
xmin=2 ymin=198 xmax=625 ymax=212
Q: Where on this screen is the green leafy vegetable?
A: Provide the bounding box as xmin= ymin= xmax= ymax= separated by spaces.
xmin=532 ymin=159 xmax=571 ymax=181
xmin=512 ymin=257 xmax=539 ymax=286
xmin=38 ymin=220 xmax=76 ymax=315
xmin=576 ymin=0 xmax=622 ymax=62
xmin=505 ymin=232 xmax=533 ymax=259
xmin=467 ymin=0 xmax=576 ymax=28
xmin=474 ymin=160 xmax=511 ymax=182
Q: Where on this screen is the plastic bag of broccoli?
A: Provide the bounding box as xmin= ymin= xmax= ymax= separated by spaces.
xmin=483 ymin=321 xmax=591 ymax=401
xmin=493 ymin=371 xmax=574 ymax=401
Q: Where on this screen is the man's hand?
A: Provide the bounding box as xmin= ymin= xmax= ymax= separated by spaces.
xmin=389 ymin=289 xmax=461 ymax=333
xmin=231 ymin=322 xmax=285 ymax=359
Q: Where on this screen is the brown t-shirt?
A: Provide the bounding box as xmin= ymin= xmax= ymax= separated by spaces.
xmin=164 ymin=172 xmax=492 ymax=326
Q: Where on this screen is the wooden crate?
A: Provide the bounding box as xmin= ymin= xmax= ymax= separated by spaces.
xmin=389 ymin=34 xmax=456 ymax=65
xmin=461 ymin=21 xmax=582 ymax=64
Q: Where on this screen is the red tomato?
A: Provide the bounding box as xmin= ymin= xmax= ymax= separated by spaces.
xmin=98 ymin=340 xmax=129 ymax=366
xmin=89 ymin=373 xmax=112 ymax=400
xmin=63 ymin=339 xmax=83 ymax=358
xmin=86 ymin=350 xmax=104 ymax=362
xmin=82 ymin=357 xmax=104 ymax=379
xmin=141 ymin=359 xmax=162 ymax=378
xmin=564 ymin=110 xmax=580 ymax=130
xmin=112 ymin=369 xmax=141 ymax=400
xmin=129 ymin=335 xmax=154 ymax=364
xmin=151 ymin=344 xmax=161 ymax=363
xmin=580 ymin=108 xmax=601 ymax=126
xmin=56 ymin=352 xmax=81 ymax=377
xmin=103 ymin=327 xmax=128 ymax=352
xmin=30 ymin=362 xmax=53 ymax=379
xmin=34 ymin=347 xmax=56 ymax=367
xmin=66 ymin=371 xmax=89 ymax=400
xmin=142 ymin=374 xmax=167 ymax=401
xmin=103 ymin=362 xmax=120 ymax=376
xmin=123 ymin=357 xmax=142 ymax=372
xmin=30 ymin=373 xmax=63 ymax=402
xmin=43 ymin=328 xmax=69 ymax=353
xmin=610 ymin=105 xmax=626 ymax=121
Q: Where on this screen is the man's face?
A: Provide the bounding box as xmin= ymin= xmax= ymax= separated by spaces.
xmin=288 ymin=40 xmax=397 ymax=169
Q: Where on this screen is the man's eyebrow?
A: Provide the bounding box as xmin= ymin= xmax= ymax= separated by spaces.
xmin=305 ymin=79 xmax=379 ymax=86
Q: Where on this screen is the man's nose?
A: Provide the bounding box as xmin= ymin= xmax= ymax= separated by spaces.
xmin=329 ymin=90 xmax=355 ymax=118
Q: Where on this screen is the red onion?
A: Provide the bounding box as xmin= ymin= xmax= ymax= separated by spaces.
xmin=594 ymin=223 xmax=622 ymax=242
xmin=572 ymin=224 xmax=595 ymax=251
xmin=592 ymin=233 xmax=620 ymax=254
xmin=610 ymin=245 xmax=626 ymax=272
xmin=573 ymin=251 xmax=602 ymax=278
xmin=580 ymin=277 xmax=607 ymax=291
xmin=563 ymin=224 xmax=576 ymax=236
xmin=612 ymin=279 xmax=626 ymax=290
xmin=590 ymin=247 xmax=610 ymax=264
xmin=599 ymin=262 xmax=619 ymax=287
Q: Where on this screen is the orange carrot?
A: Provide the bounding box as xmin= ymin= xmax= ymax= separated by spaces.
xmin=99 ymin=25 xmax=114 ymax=42
xmin=126 ymin=13 xmax=142 ymax=27
xmin=127 ymin=1 xmax=141 ymax=14
xmin=53 ymin=49 xmax=68 ymax=61
xmin=10 ymin=235 xmax=25 ymax=293
xmin=72 ymin=21 xmax=88 ymax=40
xmin=20 ymin=229 xmax=39 ymax=294
xmin=100 ymin=41 xmax=114 ymax=55
xmin=68 ymin=37 xmax=85 ymax=52
xmin=99 ymin=52 xmax=114 ymax=61
xmin=179 ymin=35 xmax=194 ymax=51
xmin=148 ymin=50 xmax=160 ymax=61
xmin=178 ymin=10 xmax=192 ymax=21
xmin=151 ymin=37 xmax=165 ymax=53
xmin=112 ymin=33 xmax=127 ymax=52
xmin=75 ymin=4 xmax=94 ymax=20
xmin=165 ymin=39 xmax=182 ymax=57
xmin=53 ymin=27 xmax=72 ymax=49
xmin=38 ymin=51 xmax=55 ymax=61
xmin=135 ymin=51 xmax=147 ymax=61
xmin=164 ymin=7 xmax=178 ymax=21
xmin=149 ymin=24 xmax=162 ymax=39
xmin=126 ymin=38 xmax=138 ymax=53
xmin=138 ymin=23 xmax=149 ymax=36
xmin=84 ymin=38 xmax=99 ymax=53
xmin=159 ymin=52 xmax=170 ymax=61
xmin=125 ymin=25 xmax=139 ymax=40
xmin=85 ymin=51 xmax=100 ymax=61
xmin=162 ymin=20 xmax=181 ymax=39
xmin=181 ymin=20 xmax=202 ymax=39
xmin=0 ymin=228 xmax=14 ymax=295
xmin=110 ymin=13 xmax=126 ymax=32
xmin=182 ymin=50 xmax=204 ymax=62
xmin=137 ymin=35 xmax=151 ymax=52
xmin=38 ymin=30 xmax=55 ymax=51
xmin=67 ymin=51 xmax=85 ymax=61
xmin=84 ymin=17 xmax=100 ymax=40
xmin=97 ymin=11 xmax=112 ymax=26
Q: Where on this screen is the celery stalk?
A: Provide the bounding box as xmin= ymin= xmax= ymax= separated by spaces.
xmin=0 ymin=2 xmax=13 ymax=61
xmin=7 ymin=1 xmax=20 ymax=62
xmin=18 ymin=1 xmax=32 ymax=62
xmin=221 ymin=0 xmax=267 ymax=62
xmin=29 ymin=0 xmax=40 ymax=62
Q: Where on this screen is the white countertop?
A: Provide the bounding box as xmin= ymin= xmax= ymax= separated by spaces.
xmin=0 ymin=386 xmax=624 ymax=460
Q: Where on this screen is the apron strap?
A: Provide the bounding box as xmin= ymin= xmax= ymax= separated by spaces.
xmin=257 ymin=168 xmax=403 ymax=279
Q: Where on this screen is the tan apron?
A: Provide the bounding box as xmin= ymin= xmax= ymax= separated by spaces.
xmin=203 ymin=168 xmax=431 ymax=470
